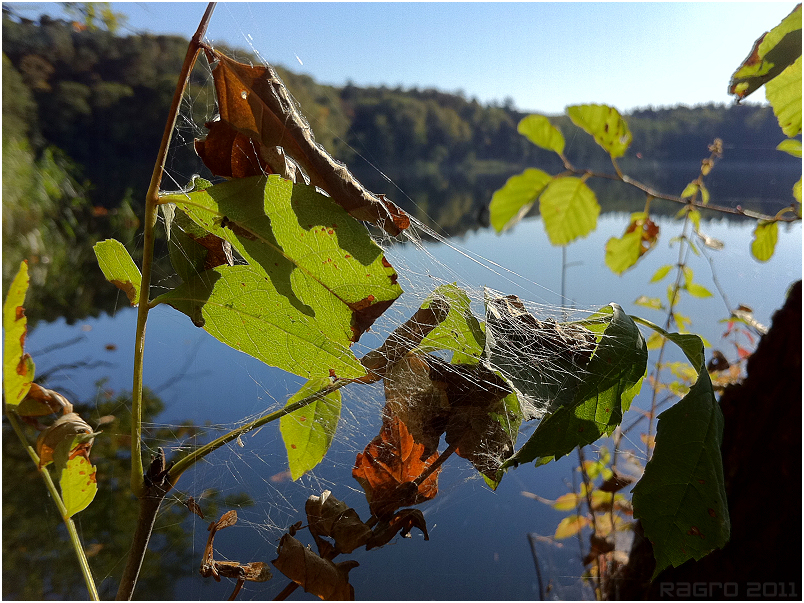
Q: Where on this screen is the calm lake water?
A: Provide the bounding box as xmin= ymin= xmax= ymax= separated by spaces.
xmin=24 ymin=210 xmax=802 ymax=600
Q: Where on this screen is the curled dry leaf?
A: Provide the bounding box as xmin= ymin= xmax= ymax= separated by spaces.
xmin=366 ymin=508 xmax=429 ymax=550
xmin=200 ymin=510 xmax=272 ymax=585
xmin=18 ymin=382 xmax=73 ymax=417
xmin=306 ymin=490 xmax=372 ymax=555
xmin=599 ymin=469 xmax=636 ymax=493
xmin=353 ymin=415 xmax=441 ymax=519
xmin=35 ymin=412 xmax=95 ymax=469
xmin=184 ymin=496 xmax=204 ymax=519
xmin=273 ymin=534 xmax=358 ymax=601
xmin=196 ymin=45 xmax=409 ymax=236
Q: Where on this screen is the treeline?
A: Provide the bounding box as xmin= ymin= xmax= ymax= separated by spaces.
xmin=2 ymin=12 xmax=798 ymax=319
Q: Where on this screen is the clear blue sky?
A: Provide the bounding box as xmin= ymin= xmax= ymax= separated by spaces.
xmin=14 ymin=2 xmax=797 ymax=114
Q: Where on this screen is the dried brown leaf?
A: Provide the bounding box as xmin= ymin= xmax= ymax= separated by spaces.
xmin=306 ymin=490 xmax=372 ymax=555
xmin=272 ymin=534 xmax=358 ymax=600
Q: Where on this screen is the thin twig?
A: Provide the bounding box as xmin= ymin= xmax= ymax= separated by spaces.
xmin=527 ymin=533 xmax=546 ymax=601
xmin=412 ymin=442 xmax=457 ymax=487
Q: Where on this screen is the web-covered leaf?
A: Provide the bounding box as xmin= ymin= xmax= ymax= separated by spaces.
xmin=273 ymin=534 xmax=358 ymax=600
xmin=156 ymin=176 xmax=403 ymax=379
xmin=489 ymin=168 xmax=552 ymax=233
xmin=3 ymin=261 xmax=35 ymax=407
xmin=197 ymin=45 xmax=409 ymax=236
xmin=413 ymin=283 xmax=485 ymax=360
xmin=502 ymin=304 xmax=647 ymax=467
xmin=728 ymin=4 xmax=802 ymax=101
xmin=567 ymin=104 xmax=632 ymax=158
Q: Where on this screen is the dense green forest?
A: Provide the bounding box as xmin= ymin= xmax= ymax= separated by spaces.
xmin=2 ymin=10 xmax=799 ymax=322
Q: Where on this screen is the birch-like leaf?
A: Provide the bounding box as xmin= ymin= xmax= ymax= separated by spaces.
xmin=3 ymin=261 xmax=35 ymax=407
xmin=539 ymin=177 xmax=600 ymax=245
xmin=489 ymin=168 xmax=552 ymax=233
xmin=765 ymin=55 xmax=802 ymax=137
xmin=567 ymin=104 xmax=632 ymax=158
xmin=751 ymin=220 xmax=779 ymax=262
xmin=93 ymin=239 xmax=141 ymax=306
xmin=518 ymin=114 xmax=565 ymax=154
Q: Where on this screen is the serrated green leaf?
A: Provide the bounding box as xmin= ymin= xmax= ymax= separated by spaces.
xmin=415 ymin=284 xmax=485 ymax=359
xmin=93 ymin=239 xmax=142 ymax=306
xmin=650 ymin=265 xmax=673 ymax=283
xmin=489 ymin=168 xmax=552 ymax=232
xmin=766 ymin=55 xmax=802 ymax=136
xmin=280 ymin=377 xmax=341 ymax=480
xmin=503 ymin=305 xmax=647 ymax=467
xmin=567 ymin=104 xmax=632 ymax=158
xmin=634 ymin=296 xmax=664 ymax=311
xmin=518 ymin=114 xmax=565 ymax=154
xmin=539 ymin=177 xmax=600 ymax=245
xmin=60 ymin=454 xmax=98 ymax=517
xmin=751 ymin=220 xmax=779 ymax=262
xmin=3 ymin=261 xmax=35 ymax=407
xmin=632 ymin=368 xmax=729 ymax=578
xmin=687 ymin=283 xmax=713 ymax=298
xmin=729 ymin=5 xmax=802 ymax=100
xmin=777 ymin=138 xmax=802 ymax=157
xmin=680 ymin=182 xmax=699 ymax=199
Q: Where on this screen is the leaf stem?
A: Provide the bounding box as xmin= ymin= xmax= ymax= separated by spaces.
xmin=6 ymin=411 xmax=99 ymax=600
xmin=169 ymin=380 xmax=350 ymax=483
xmin=412 ymin=442 xmax=457 ymax=488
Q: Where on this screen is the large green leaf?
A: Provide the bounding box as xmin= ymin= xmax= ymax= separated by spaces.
xmin=765 ymin=55 xmax=802 ymax=137
xmin=93 ymin=239 xmax=142 ymax=306
xmin=729 ymin=4 xmax=802 ymax=101
xmin=567 ymin=104 xmax=632 ymax=158
xmin=539 ymin=176 xmax=600 ymax=245
xmin=632 ymin=367 xmax=729 ymax=578
xmin=517 ymin=114 xmax=565 ymax=154
xmin=502 ymin=305 xmax=647 ymax=467
xmin=280 ymin=377 xmax=342 ymax=480
xmin=414 ymin=283 xmax=485 ymax=360
xmin=3 ymin=261 xmax=35 ymax=407
xmin=489 ymin=168 xmax=552 ymax=233
xmin=156 ymin=176 xmax=403 ymax=378
xmin=751 ymin=220 xmax=779 ymax=262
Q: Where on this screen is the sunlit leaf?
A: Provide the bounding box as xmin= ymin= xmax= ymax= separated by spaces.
xmin=567 ymin=104 xmax=632 ymax=158
xmin=3 ymin=261 xmax=35 ymax=407
xmin=489 ymin=168 xmax=552 ymax=232
xmin=650 ymin=265 xmax=673 ymax=284
xmin=751 ymin=220 xmax=779 ymax=262
xmin=280 ymin=378 xmax=342 ymax=480
xmin=539 ymin=177 xmax=600 ymax=245
xmin=554 ymin=515 xmax=590 ymax=539
xmin=687 ymin=282 xmax=713 ymax=299
xmin=765 ymin=55 xmax=802 ymax=136
xmin=680 ymin=182 xmax=699 ymax=199
xmin=93 ymin=239 xmax=142 ymax=306
xmin=60 ymin=454 xmax=98 ymax=517
xmin=793 ymin=176 xmax=802 ymax=204
xmin=699 ymin=183 xmax=710 ymax=205
xmin=415 ymin=283 xmax=485 ymax=359
xmin=634 ymin=296 xmax=664 ymax=311
xmin=604 ymin=212 xmax=659 ymax=274
xmin=777 ymin=138 xmax=802 ymax=157
xmin=552 ymin=492 xmax=581 ymax=511
xmin=729 ymin=4 xmax=802 ymax=101
xmin=518 ymin=114 xmax=565 ymax=154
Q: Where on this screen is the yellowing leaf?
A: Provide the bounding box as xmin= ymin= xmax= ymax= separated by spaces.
xmin=552 ymin=492 xmax=581 ymax=511
xmin=3 ymin=261 xmax=35 ymax=407
xmin=567 ymin=104 xmax=632 ymax=158
xmin=634 ymin=296 xmax=664 ymax=311
xmin=687 ymin=283 xmax=713 ymax=299
xmin=604 ymin=212 xmax=659 ymax=274
xmin=680 ymin=182 xmax=699 ymax=199
xmin=777 ymin=138 xmax=803 ymax=157
xmin=280 ymin=378 xmax=342 ymax=480
xmin=60 ymin=455 xmax=98 ymax=517
xmin=751 ymin=221 xmax=779 ymax=262
xmin=554 ymin=515 xmax=590 ymax=539
xmin=539 ymin=177 xmax=600 ymax=245
xmin=765 ymin=55 xmax=802 ymax=136
xmin=93 ymin=239 xmax=142 ymax=306
xmin=518 ymin=114 xmax=565 ymax=154
xmin=489 ymin=168 xmax=552 ymax=232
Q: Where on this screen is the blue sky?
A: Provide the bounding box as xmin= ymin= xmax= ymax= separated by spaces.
xmin=15 ymin=2 xmax=797 ymax=114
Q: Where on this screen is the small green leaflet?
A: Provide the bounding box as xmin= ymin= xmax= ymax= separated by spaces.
xmin=489 ymin=168 xmax=552 ymax=233
xmin=93 ymin=239 xmax=142 ymax=306
xmin=2 ymin=261 xmax=35 ymax=407
xmin=280 ymin=378 xmax=342 ymax=480
xmin=539 ymin=177 xmax=600 ymax=246
xmin=751 ymin=220 xmax=779 ymax=262
xmin=777 ymin=138 xmax=802 ymax=157
xmin=567 ymin=104 xmax=632 ymax=158
xmin=414 ymin=283 xmax=485 ymax=360
xmin=517 ymin=114 xmax=565 ymax=154
xmin=650 ymin=265 xmax=673 ymax=283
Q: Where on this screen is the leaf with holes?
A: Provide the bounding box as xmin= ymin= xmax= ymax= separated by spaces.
xmin=156 ymin=176 xmax=403 ymax=378
xmin=567 ymin=104 xmax=632 ymax=158
xmin=489 ymin=168 xmax=552 ymax=233
xmin=538 ymin=177 xmax=600 ymax=246
xmin=503 ymin=305 xmax=647 ymax=467
xmin=281 ymin=378 xmax=342 ymax=480
xmin=518 ymin=114 xmax=565 ymax=154
xmin=93 ymin=239 xmax=142 ymax=306
xmin=3 ymin=261 xmax=35 ymax=407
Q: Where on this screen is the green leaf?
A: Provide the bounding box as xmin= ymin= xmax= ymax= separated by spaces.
xmin=751 ymin=220 xmax=778 ymax=262
xmin=489 ymin=168 xmax=552 ymax=232
xmin=777 ymin=138 xmax=802 ymax=157
xmin=650 ymin=265 xmax=673 ymax=283
xmin=503 ymin=305 xmax=647 ymax=467
xmin=93 ymin=239 xmax=142 ymax=306
xmin=729 ymin=4 xmax=802 ymax=101
xmin=157 ymin=175 xmax=403 ymax=377
xmin=518 ymin=114 xmax=565 ymax=154
xmin=539 ymin=177 xmax=600 ymax=245
xmin=3 ymin=261 xmax=35 ymax=407
xmin=765 ymin=55 xmax=802 ymax=136
xmin=794 ymin=176 xmax=802 ymax=204
xmin=634 ymin=296 xmax=664 ymax=311
xmin=280 ymin=377 xmax=342 ymax=480
xmin=699 ymin=183 xmax=710 ymax=205
xmin=687 ymin=283 xmax=713 ymax=299
xmin=632 ymin=368 xmax=729 ymax=578
xmin=60 ymin=454 xmax=98 ymax=517
xmin=680 ymin=182 xmax=699 ymax=199
xmin=567 ymin=104 xmax=632 ymax=158
xmin=154 ymin=265 xmax=366 ymax=379
xmin=415 ymin=284 xmax=485 ymax=359
xmin=604 ymin=211 xmax=658 ymax=275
